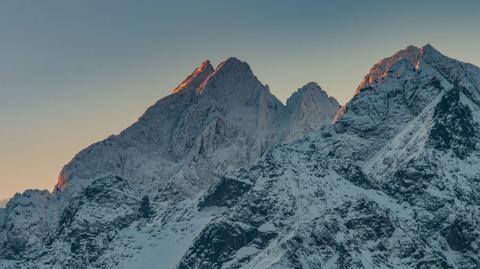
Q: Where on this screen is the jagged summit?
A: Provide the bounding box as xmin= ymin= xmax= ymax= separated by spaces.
xmin=420 ymin=43 xmax=442 ymax=57
xmin=292 ymin=82 xmax=339 ymax=104
xmin=286 ymin=81 xmax=339 ymax=141
xmin=295 ymin=81 xmax=324 ymax=92
xmin=195 ymin=57 xmax=281 ymax=112
xmin=172 ymin=60 xmax=214 ymax=94
xmin=55 ymin=56 xmax=339 ymax=195
xmin=3 ymin=46 xmax=480 ymax=269
xmin=356 ymin=44 xmax=447 ymax=94
xmin=173 ymin=57 xmax=264 ymax=101
xmin=202 ymin=57 xmax=254 ymax=83
xmin=287 ymin=82 xmax=329 ymax=104
xmin=215 ymin=57 xmax=251 ymax=73
xmin=355 ymin=43 xmax=480 ymax=99
xmin=175 ymin=47 xmax=480 ymax=269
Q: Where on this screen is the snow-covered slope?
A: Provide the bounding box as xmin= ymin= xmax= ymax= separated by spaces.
xmin=0 ymin=190 xmax=50 ymax=260
xmin=0 ymin=57 xmax=339 ymax=268
xmin=2 ymin=44 xmax=479 ymax=268
xmin=57 ymin=57 xmax=337 ymax=199
xmin=286 ymin=82 xmax=339 ymax=141
xmin=176 ymin=44 xmax=480 ymax=269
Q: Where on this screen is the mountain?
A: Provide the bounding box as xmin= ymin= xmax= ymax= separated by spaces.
xmin=2 ymin=44 xmax=480 ymax=268
xmin=57 ymin=57 xmax=338 ymax=199
xmin=286 ymin=82 xmax=339 ymax=141
xmin=0 ymin=57 xmax=339 ymax=268
xmin=177 ymin=45 xmax=480 ymax=268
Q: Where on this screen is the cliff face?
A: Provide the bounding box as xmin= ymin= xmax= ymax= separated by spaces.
xmin=3 ymin=44 xmax=478 ymax=269
xmin=178 ymin=45 xmax=480 ymax=269
xmin=286 ymin=82 xmax=339 ymax=141
xmin=0 ymin=57 xmax=339 ymax=268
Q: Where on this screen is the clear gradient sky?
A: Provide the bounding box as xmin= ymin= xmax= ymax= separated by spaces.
xmin=1 ymin=0 xmax=479 ymax=200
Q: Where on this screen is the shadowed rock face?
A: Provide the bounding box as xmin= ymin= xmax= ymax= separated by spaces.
xmin=286 ymin=82 xmax=340 ymax=141
xmin=53 ymin=176 xmax=143 ymax=268
xmin=0 ymin=190 xmax=50 ymax=260
xmin=177 ymin=45 xmax=480 ymax=269
xmin=3 ymin=45 xmax=480 ymax=269
xmin=429 ymin=85 xmax=478 ymax=158
xmin=197 ymin=176 xmax=253 ymax=210
xmin=178 ymin=221 xmax=277 ymax=269
xmin=0 ymin=57 xmax=339 ymax=268
xmin=56 ymin=57 xmax=339 ymax=198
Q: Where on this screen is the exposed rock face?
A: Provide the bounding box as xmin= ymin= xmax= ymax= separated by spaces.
xmin=57 ymin=57 xmax=337 ymax=199
xmin=286 ymin=82 xmax=339 ymax=141
xmin=0 ymin=57 xmax=339 ymax=268
xmin=0 ymin=190 xmax=50 ymax=260
xmin=177 ymin=45 xmax=480 ymax=268
xmin=3 ymin=44 xmax=480 ymax=268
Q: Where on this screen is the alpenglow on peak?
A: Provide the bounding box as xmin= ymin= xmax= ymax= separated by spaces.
xmin=356 ymin=44 xmax=446 ymax=93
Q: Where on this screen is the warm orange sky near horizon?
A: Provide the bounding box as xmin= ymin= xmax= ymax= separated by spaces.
xmin=1 ymin=0 xmax=480 ymax=200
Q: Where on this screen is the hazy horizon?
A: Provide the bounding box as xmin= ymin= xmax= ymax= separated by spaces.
xmin=1 ymin=0 xmax=480 ymax=200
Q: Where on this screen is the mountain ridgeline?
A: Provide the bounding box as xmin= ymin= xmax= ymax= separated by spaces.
xmin=2 ymin=45 xmax=480 ymax=268
xmin=0 ymin=57 xmax=339 ymax=268
xmin=57 ymin=57 xmax=339 ymax=198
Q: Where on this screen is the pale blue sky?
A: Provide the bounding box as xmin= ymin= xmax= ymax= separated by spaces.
xmin=1 ymin=0 xmax=479 ymax=199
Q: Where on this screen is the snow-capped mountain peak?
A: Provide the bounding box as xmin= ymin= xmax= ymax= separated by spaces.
xmin=356 ymin=45 xmax=422 ymax=93
xmin=1 ymin=56 xmax=339 ymax=268
xmin=199 ymin=57 xmax=265 ymax=101
xmin=54 ymin=56 xmax=339 ymax=199
xmin=290 ymin=82 xmax=325 ymax=95
xmin=175 ymin=45 xmax=480 ymax=269
xmin=286 ymin=82 xmax=334 ymax=107
xmin=285 ymin=82 xmax=339 ymax=141
xmin=172 ymin=60 xmax=214 ymax=94
xmin=420 ymin=43 xmax=442 ymax=58
xmin=356 ymin=44 xmax=454 ymax=94
xmin=213 ymin=57 xmax=251 ymax=74
xmin=27 ymin=50 xmax=477 ymax=268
